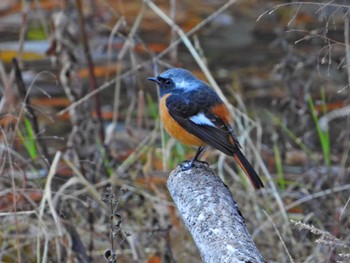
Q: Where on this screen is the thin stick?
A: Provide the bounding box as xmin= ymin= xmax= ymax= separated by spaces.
xmin=263 ymin=210 xmax=294 ymax=263
xmin=75 ymin=0 xmax=105 ymax=142
xmin=13 ymin=58 xmax=51 ymax=164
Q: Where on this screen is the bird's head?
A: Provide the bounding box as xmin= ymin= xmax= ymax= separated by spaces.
xmin=148 ymin=68 xmax=202 ymax=97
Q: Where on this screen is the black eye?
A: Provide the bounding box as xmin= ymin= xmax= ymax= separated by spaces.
xmin=164 ymin=79 xmax=172 ymax=85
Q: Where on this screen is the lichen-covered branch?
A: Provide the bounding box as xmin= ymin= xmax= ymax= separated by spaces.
xmin=167 ymin=163 xmax=264 ymax=263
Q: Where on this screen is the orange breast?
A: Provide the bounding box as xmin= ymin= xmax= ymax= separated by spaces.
xmin=160 ymin=94 xmax=205 ymax=146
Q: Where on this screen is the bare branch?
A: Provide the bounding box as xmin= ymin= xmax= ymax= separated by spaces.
xmin=167 ymin=164 xmax=264 ymax=263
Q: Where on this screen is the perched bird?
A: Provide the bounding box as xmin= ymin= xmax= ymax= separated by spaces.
xmin=148 ymin=68 xmax=264 ymax=189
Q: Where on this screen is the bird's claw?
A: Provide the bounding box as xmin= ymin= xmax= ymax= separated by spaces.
xmin=180 ymin=160 xmax=209 ymax=171
xmin=180 ymin=160 xmax=193 ymax=171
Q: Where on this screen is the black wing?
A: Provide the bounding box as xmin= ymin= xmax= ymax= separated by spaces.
xmin=165 ymin=94 xmax=237 ymax=156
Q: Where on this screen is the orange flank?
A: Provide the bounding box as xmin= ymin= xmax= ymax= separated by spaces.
xmin=160 ymin=94 xmax=205 ymax=146
xmin=210 ymin=103 xmax=231 ymax=123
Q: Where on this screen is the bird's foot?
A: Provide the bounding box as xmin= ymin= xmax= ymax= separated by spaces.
xmin=180 ymin=160 xmax=193 ymax=171
xmin=180 ymin=160 xmax=209 ymax=171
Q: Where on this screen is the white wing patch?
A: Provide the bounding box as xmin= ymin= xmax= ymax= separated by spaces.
xmin=189 ymin=112 xmax=215 ymax=127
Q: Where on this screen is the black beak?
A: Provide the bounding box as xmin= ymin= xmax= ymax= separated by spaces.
xmin=147 ymin=77 xmax=158 ymax=83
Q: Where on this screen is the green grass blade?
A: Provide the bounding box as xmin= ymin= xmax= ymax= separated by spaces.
xmin=307 ymin=93 xmax=330 ymax=167
xmin=146 ymin=93 xmax=159 ymax=120
xmin=266 ymin=111 xmax=317 ymax=162
xmin=17 ymin=118 xmax=38 ymax=159
xmin=273 ymin=141 xmax=286 ymax=190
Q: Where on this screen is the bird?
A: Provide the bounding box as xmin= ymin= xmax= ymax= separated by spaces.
xmin=148 ymin=68 xmax=264 ymax=189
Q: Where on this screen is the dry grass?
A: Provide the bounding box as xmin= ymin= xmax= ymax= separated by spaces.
xmin=1 ymin=0 xmax=350 ymax=262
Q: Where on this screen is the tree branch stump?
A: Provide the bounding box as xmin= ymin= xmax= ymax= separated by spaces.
xmin=167 ymin=163 xmax=264 ymax=263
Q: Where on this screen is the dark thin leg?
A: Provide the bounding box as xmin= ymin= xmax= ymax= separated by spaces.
xmin=181 ymin=146 xmax=208 ymax=170
xmin=191 ymin=146 xmax=205 ymax=163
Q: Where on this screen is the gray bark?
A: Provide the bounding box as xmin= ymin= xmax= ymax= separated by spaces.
xmin=167 ymin=163 xmax=264 ymax=263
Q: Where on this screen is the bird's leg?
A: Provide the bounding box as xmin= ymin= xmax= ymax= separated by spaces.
xmin=181 ymin=146 xmax=208 ymax=170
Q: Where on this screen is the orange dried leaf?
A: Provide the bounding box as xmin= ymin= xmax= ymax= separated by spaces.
xmin=31 ymin=97 xmax=71 ymax=107
xmin=315 ymin=101 xmax=345 ymax=113
xmin=147 ymin=255 xmax=162 ymax=263
xmin=0 ymin=115 xmax=18 ymax=127
xmin=0 ymin=50 xmax=44 ymax=63
xmin=77 ymin=63 xmax=123 ymax=79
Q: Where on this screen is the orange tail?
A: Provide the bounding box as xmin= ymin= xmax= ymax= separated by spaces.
xmin=233 ymin=149 xmax=264 ymax=190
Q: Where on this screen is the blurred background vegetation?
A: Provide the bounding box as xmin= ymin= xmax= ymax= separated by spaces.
xmin=0 ymin=0 xmax=350 ymax=262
